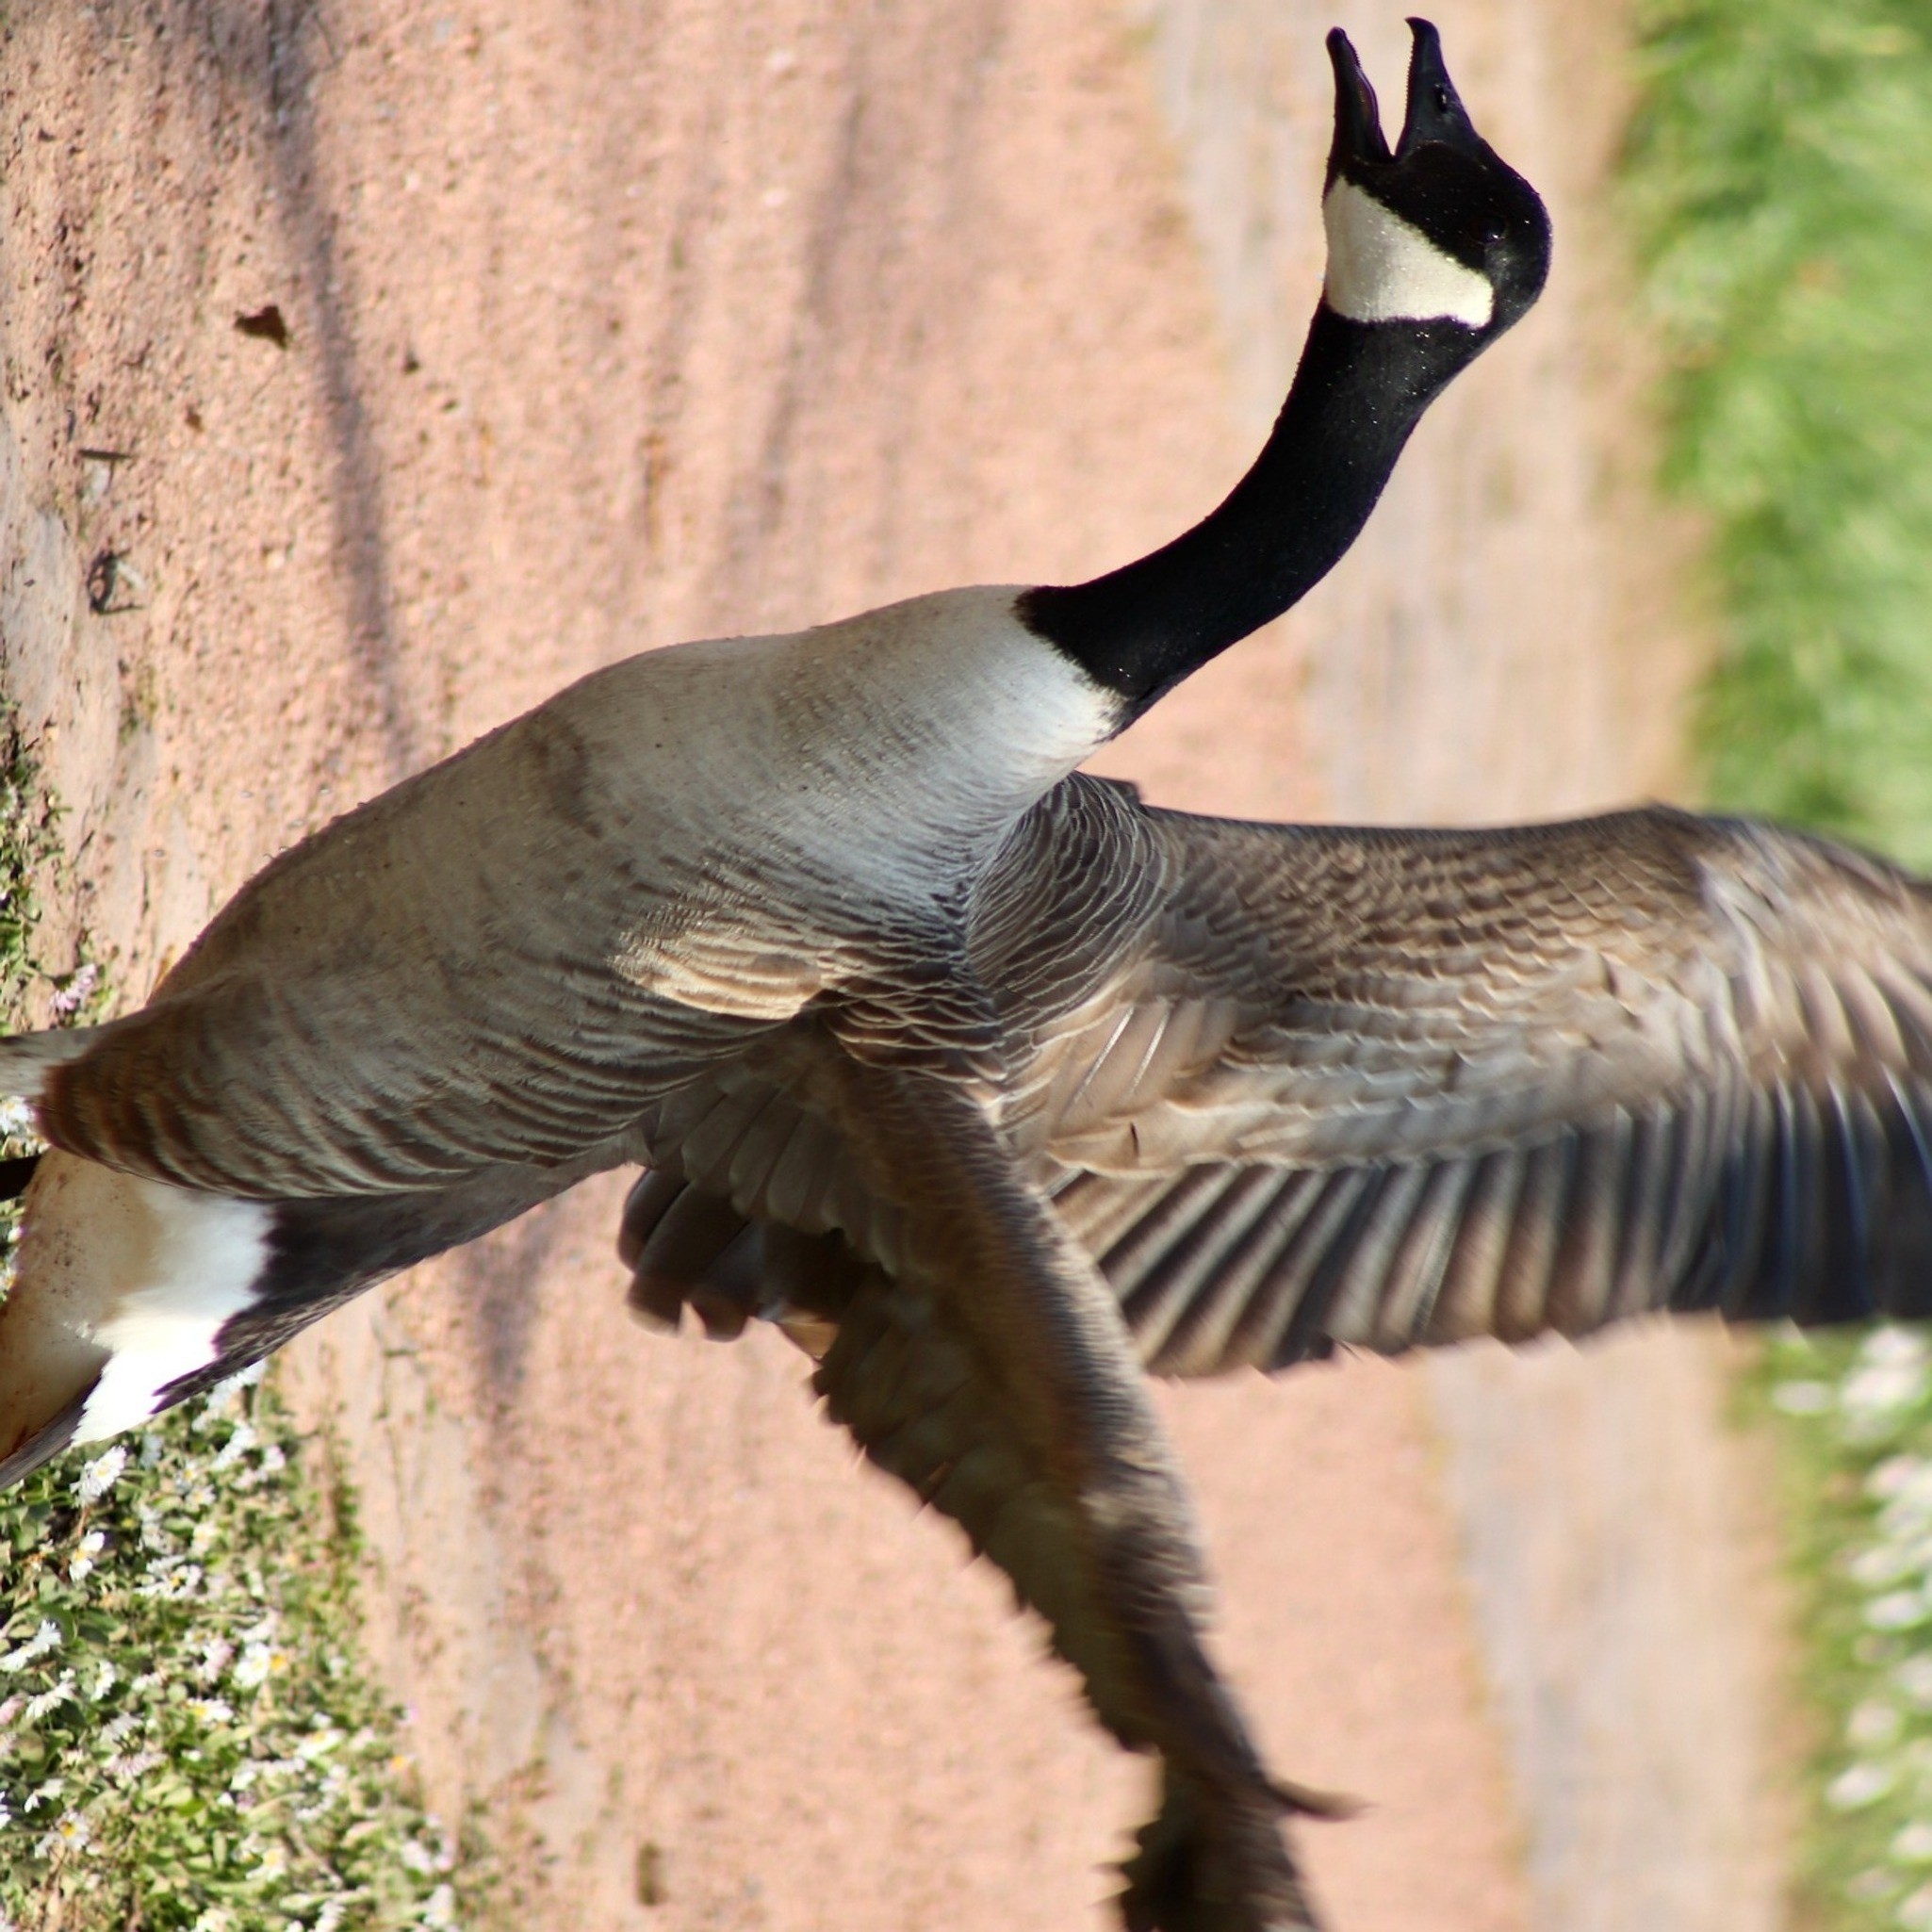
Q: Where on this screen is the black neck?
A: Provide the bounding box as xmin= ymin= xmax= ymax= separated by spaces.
xmin=1018 ymin=307 xmax=1484 ymax=715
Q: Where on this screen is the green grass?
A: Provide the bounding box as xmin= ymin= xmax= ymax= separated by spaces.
xmin=0 ymin=1384 xmax=460 ymax=1932
xmin=1744 ymin=1332 xmax=1932 ymax=1930
xmin=0 ymin=714 xmax=480 ymax=1930
xmin=1629 ymin=0 xmax=1932 ymax=861
xmin=1628 ymin=5 xmax=1932 ymax=1926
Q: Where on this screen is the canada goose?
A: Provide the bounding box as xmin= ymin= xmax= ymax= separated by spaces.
xmin=0 ymin=19 xmax=1923 ymax=1930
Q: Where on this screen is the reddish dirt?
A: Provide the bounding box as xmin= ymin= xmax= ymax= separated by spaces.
xmin=0 ymin=4 xmax=1778 ymax=1930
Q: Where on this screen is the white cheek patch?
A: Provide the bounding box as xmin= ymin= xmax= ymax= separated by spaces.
xmin=1322 ymin=178 xmax=1494 ymax=329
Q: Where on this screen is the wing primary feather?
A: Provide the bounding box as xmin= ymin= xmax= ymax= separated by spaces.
xmin=1105 ymin=1168 xmax=1249 ymax=1305
xmin=1148 ymin=1171 xmax=1328 ymax=1374
xmin=1546 ymin=1110 xmax=1632 ymax=1339
xmin=1427 ymin=1151 xmax=1527 ymax=1343
xmin=1227 ymin=1169 xmax=1374 ymax=1368
xmin=1712 ymin=1086 xmax=1776 ymax=1318
xmin=617 ymin=1170 xmax=684 ymax=1269
xmin=1271 ymin=1169 xmax=1399 ymax=1366
xmin=1493 ymin=1133 xmax=1576 ymax=1341
xmin=1316 ymin=1161 xmax=1432 ymax=1350
xmin=1661 ymin=1084 xmax=1729 ymax=1312
xmin=1794 ymin=1080 xmax=1872 ymax=1324
xmin=1364 ymin=1157 xmax=1479 ymax=1351
xmin=1604 ymin=1109 xmax=1678 ymax=1327
xmin=1875 ymin=1073 xmax=1932 ymax=1317
xmin=1767 ymin=1083 xmax=1809 ymax=1321
xmin=1111 ymin=1167 xmax=1294 ymax=1365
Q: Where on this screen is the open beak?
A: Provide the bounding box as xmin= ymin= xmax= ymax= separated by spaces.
xmin=1397 ymin=18 xmax=1485 ymax=159
xmin=1325 ymin=29 xmax=1391 ymax=180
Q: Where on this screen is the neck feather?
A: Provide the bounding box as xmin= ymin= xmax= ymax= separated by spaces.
xmin=1017 ymin=307 xmax=1482 ymax=714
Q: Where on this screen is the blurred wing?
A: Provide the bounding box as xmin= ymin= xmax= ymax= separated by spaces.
xmin=628 ymin=1030 xmax=1316 ymax=1919
xmin=973 ymin=775 xmax=1932 ymax=1371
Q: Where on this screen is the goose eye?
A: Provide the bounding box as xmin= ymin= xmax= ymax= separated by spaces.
xmin=1433 ymin=84 xmax=1452 ymax=113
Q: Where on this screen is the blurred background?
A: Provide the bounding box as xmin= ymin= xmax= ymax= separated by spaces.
xmin=4 ymin=1 xmax=1932 ymax=1927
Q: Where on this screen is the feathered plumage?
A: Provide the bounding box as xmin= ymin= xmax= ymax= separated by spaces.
xmin=0 ymin=25 xmax=1870 ymax=1932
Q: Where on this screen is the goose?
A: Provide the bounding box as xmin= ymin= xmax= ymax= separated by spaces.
xmin=0 ymin=20 xmax=1923 ymax=1931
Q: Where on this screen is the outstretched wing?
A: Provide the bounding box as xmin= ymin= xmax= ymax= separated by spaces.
xmin=631 ymin=1031 xmax=1320 ymax=1926
xmin=970 ymin=774 xmax=1932 ymax=1371
xmin=628 ymin=774 xmax=1932 ymax=1371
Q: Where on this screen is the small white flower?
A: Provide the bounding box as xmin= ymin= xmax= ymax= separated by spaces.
xmin=211 ymin=1422 xmax=258 ymax=1472
xmin=1894 ymin=1822 xmax=1932 ymax=1864
xmin=25 ymin=1673 xmax=77 ymax=1720
xmin=1844 ymin=1361 xmax=1931 ymax=1429
xmin=315 ymin=1904 xmax=348 ymax=1932
xmin=1869 ymin=1327 xmax=1931 ymax=1368
xmin=89 ymin=1661 xmax=116 ymax=1701
xmin=1875 ymin=1457 xmax=1930 ymax=1500
xmin=188 ymin=1698 xmax=235 ymax=1726
xmin=199 ymin=1637 xmax=235 ymax=1683
xmin=232 ymin=1643 xmax=276 ymax=1691
xmin=0 ymin=1619 xmax=63 ymax=1673
xmin=1773 ymin=1379 xmax=1834 ymax=1416
xmin=76 ymin=1445 xmax=127 ymax=1504
xmin=1870 ymin=1591 xmax=1930 ymax=1631
xmin=1854 ymin=1701 xmax=1907 ymax=1748
xmin=422 ymin=1884 xmax=456 ymax=1929
xmin=1857 ymin=1543 xmax=1921 ymax=1589
xmin=1830 ymin=1760 xmax=1900 ymax=1809
xmin=22 ymin=1777 xmax=64 ymax=1813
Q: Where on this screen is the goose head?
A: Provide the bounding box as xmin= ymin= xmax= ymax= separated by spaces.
xmin=1322 ymin=20 xmax=1550 ymax=340
xmin=1006 ymin=20 xmax=1553 ymax=711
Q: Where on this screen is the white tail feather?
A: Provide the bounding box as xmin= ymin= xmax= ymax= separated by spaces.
xmin=0 ymin=1153 xmax=270 ymax=1454
xmin=0 ymin=1026 xmax=106 ymax=1100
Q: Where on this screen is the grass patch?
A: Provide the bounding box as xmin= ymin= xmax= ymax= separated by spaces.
xmin=1744 ymin=1332 xmax=1932 ymax=1930
xmin=1627 ymin=6 xmax=1932 ymax=1926
xmin=1628 ymin=0 xmax=1932 ymax=861
xmin=0 ymin=1383 xmax=459 ymax=1932
xmin=0 ymin=714 xmax=476 ymax=1929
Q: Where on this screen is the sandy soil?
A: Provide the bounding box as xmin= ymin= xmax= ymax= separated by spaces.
xmin=0 ymin=4 xmax=1779 ymax=1929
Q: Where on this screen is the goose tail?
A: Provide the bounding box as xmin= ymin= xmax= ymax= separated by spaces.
xmin=0 ymin=1152 xmax=276 ymax=1486
xmin=0 ymin=1139 xmax=630 ymax=1490
xmin=0 ymin=1024 xmax=107 ymax=1099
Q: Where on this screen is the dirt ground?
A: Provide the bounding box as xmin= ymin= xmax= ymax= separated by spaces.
xmin=0 ymin=3 xmax=1781 ymax=1929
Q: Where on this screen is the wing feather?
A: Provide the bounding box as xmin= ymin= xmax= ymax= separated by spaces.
xmin=963 ymin=776 xmax=1932 ymax=1371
